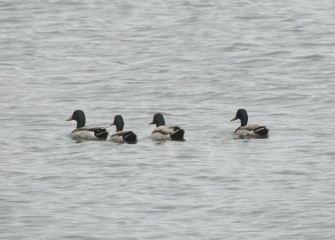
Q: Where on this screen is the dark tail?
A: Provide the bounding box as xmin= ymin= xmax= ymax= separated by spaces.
xmin=170 ymin=128 xmax=185 ymax=141
xmin=254 ymin=126 xmax=269 ymax=137
xmin=94 ymin=128 xmax=109 ymax=140
xmin=123 ymin=131 xmax=138 ymax=144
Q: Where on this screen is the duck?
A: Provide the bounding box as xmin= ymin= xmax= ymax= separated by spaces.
xmin=108 ymin=115 xmax=138 ymax=144
xmin=231 ymin=109 xmax=269 ymax=138
xmin=66 ymin=110 xmax=109 ymax=141
xmin=149 ymin=113 xmax=185 ymax=141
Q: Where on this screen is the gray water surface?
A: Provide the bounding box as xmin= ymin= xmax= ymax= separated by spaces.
xmin=1 ymin=0 xmax=335 ymax=239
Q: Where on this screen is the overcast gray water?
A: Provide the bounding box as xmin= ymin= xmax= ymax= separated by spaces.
xmin=1 ymin=0 xmax=335 ymax=239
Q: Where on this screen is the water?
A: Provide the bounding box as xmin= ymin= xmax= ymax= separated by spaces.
xmin=1 ymin=0 xmax=335 ymax=239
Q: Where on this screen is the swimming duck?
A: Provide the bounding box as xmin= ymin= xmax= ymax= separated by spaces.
xmin=149 ymin=113 xmax=185 ymax=141
xmin=66 ymin=110 xmax=109 ymax=140
xmin=231 ymin=109 xmax=269 ymax=138
xmin=108 ymin=115 xmax=138 ymax=144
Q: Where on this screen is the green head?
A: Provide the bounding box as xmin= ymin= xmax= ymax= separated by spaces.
xmin=150 ymin=113 xmax=166 ymax=127
xmin=66 ymin=110 xmax=86 ymax=128
xmin=231 ymin=109 xmax=248 ymax=127
xmin=111 ymin=115 xmax=124 ymax=132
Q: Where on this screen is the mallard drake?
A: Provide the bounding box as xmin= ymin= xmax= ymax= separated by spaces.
xmin=66 ymin=110 xmax=109 ymax=140
xmin=231 ymin=109 xmax=269 ymax=138
xmin=149 ymin=113 xmax=185 ymax=141
xmin=108 ymin=115 xmax=138 ymax=144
